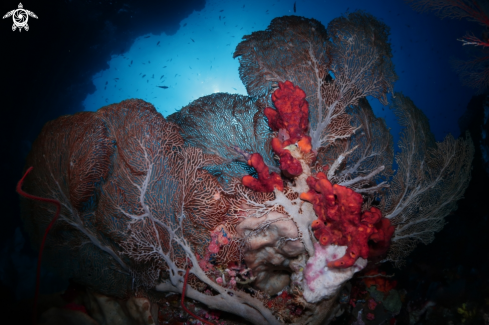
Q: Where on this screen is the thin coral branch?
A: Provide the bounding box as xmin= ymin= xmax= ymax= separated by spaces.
xmin=458 ymin=32 xmax=489 ymax=47
xmin=181 ymin=264 xmax=215 ymax=325
xmin=407 ymin=0 xmax=489 ymax=26
xmin=17 ymin=167 xmax=61 ymax=325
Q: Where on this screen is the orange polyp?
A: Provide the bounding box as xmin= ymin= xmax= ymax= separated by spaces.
xmin=300 ymin=191 xmax=315 ymax=202
xmin=297 ymin=135 xmax=312 ymax=153
xmin=311 ymin=219 xmax=323 ymax=230
xmin=271 ymin=137 xmax=284 ymax=154
xmin=320 ymin=236 xmax=329 ymax=245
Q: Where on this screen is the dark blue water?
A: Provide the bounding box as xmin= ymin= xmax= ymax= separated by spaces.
xmin=82 ymin=0 xmax=478 ymax=147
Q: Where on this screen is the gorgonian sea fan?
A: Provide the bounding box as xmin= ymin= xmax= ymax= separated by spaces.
xmin=19 ymin=13 xmax=473 ymax=325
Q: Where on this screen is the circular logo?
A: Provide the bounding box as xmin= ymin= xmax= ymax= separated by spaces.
xmin=13 ymin=9 xmax=28 ymax=28
xmin=2 ymin=3 xmax=38 ymax=32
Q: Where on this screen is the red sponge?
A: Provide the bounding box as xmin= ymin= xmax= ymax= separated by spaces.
xmin=242 ymin=153 xmax=284 ymax=192
xmin=300 ymin=173 xmax=394 ymax=268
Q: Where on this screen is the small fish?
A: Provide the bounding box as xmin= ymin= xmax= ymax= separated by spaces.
xmin=160 ymin=75 xmax=164 ymax=79
xmin=189 ymin=66 xmax=192 ymax=69
xmin=144 ymin=36 xmax=150 ymax=38
xmin=220 ymin=9 xmax=224 ymax=12
xmin=175 ymin=74 xmax=178 ymax=77
xmin=157 ymin=86 xmax=169 ymax=89
xmin=130 ymin=60 xmax=133 ymax=65
xmin=105 ymin=81 xmax=108 ymax=85
xmin=152 ymin=74 xmax=154 ymax=78
xmin=148 ymin=60 xmax=151 ymax=63
xmin=142 ymin=74 xmax=146 ymax=78
xmin=114 ymin=78 xmax=119 ymax=81
xmin=243 ymin=5 xmax=245 ymax=8
xmin=233 ymin=87 xmax=237 ymax=90
xmin=157 ymin=41 xmax=160 ymax=46
xmin=163 ymin=66 xmax=167 ymax=68
xmin=184 ymin=23 xmax=187 ymax=27
xmin=210 ymin=66 xmax=212 ymax=70
xmin=266 ymin=10 xmax=268 ymax=13
xmin=294 ymin=2 xmax=296 ymax=12
xmin=190 ymin=38 xmax=195 ymax=42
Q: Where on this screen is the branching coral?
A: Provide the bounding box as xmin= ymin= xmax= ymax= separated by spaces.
xmin=382 ymin=94 xmax=474 ymax=267
xmin=19 ymin=12 xmax=473 ymax=325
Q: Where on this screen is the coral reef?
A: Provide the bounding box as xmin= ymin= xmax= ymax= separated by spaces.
xmin=18 ymin=12 xmax=473 ymax=325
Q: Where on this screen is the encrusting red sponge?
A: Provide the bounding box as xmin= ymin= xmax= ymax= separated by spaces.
xmin=242 ymin=81 xmax=314 ymax=190
xmin=242 ymin=153 xmax=284 ymax=192
xmin=264 ymin=81 xmax=313 ymax=177
xmin=300 ymin=172 xmax=394 ymax=268
xmin=265 ymin=80 xmax=309 ymax=145
xmin=271 ymin=137 xmax=303 ymax=177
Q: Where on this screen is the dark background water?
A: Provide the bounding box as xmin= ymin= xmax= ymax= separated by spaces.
xmin=0 ymin=0 xmax=486 ymax=323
